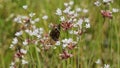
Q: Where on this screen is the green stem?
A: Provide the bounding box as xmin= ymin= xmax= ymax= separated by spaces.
xmin=35 ymin=46 xmax=41 ymax=68
xmin=114 ymin=21 xmax=120 ymax=68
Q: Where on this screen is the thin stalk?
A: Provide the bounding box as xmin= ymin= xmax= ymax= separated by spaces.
xmin=35 ymin=46 xmax=41 ymax=68
xmin=114 ymin=21 xmax=120 ymax=68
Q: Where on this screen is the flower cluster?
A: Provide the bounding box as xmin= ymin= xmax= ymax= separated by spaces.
xmin=94 ymin=0 xmax=119 ymax=19
xmin=10 ymin=1 xmax=91 ymax=67
xmin=54 ymin=1 xmax=91 ymax=59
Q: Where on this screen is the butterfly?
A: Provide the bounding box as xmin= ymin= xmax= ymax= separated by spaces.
xmin=50 ymin=24 xmax=60 ymax=41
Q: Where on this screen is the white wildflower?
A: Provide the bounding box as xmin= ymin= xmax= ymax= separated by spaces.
xmin=15 ymin=31 xmax=23 ymax=36
xmin=22 ymin=59 xmax=28 ymax=65
xmin=30 ymin=20 xmax=35 ymax=24
xmin=69 ymin=1 xmax=74 ymax=5
xmin=12 ymin=37 xmax=18 ymax=44
xmin=83 ymin=9 xmax=88 ymax=13
xmin=10 ymin=62 xmax=15 ymax=66
xmin=112 ymin=8 xmax=119 ymax=13
xmin=85 ymin=18 xmax=90 ymax=23
xmin=22 ymin=5 xmax=28 ymax=9
xmin=64 ymin=3 xmax=68 ymax=7
xmin=23 ymin=40 xmax=28 ymax=46
xmin=104 ymin=64 xmax=110 ymax=68
xmin=55 ymin=41 xmax=61 ymax=45
xmin=63 ymin=6 xmax=71 ymax=13
xmin=56 ymin=8 xmax=62 ymax=15
xmin=60 ymin=16 xmax=65 ymax=21
xmin=69 ymin=30 xmax=74 ymax=34
xmin=94 ymin=1 xmax=101 ymax=6
xmin=63 ymin=44 xmax=68 ymax=48
xmin=29 ymin=12 xmax=36 ymax=17
xmin=53 ymin=47 xmax=57 ymax=49
xmin=20 ymin=49 xmax=27 ymax=54
xmin=76 ymin=8 xmax=82 ymax=12
xmin=42 ymin=15 xmax=48 ymax=20
xmin=95 ymin=59 xmax=101 ymax=64
xmin=37 ymin=35 xmax=41 ymax=38
xmin=73 ymin=18 xmax=77 ymax=22
xmin=68 ymin=11 xmax=75 ymax=15
xmin=103 ymin=0 xmax=112 ymax=3
xmin=10 ymin=44 xmax=14 ymax=49
xmin=74 ymin=31 xmax=78 ymax=35
xmin=10 ymin=62 xmax=15 ymax=68
xmin=85 ymin=23 xmax=90 ymax=28
xmin=77 ymin=19 xmax=83 ymax=26
xmin=34 ymin=18 xmax=40 ymax=22
xmin=13 ymin=16 xmax=22 ymax=23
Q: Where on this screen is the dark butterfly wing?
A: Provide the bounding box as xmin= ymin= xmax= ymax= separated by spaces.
xmin=50 ymin=24 xmax=60 ymax=41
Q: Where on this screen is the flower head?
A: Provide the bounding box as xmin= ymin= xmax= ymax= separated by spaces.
xmin=104 ymin=64 xmax=110 ymax=68
xmin=12 ymin=37 xmax=18 ymax=45
xmin=42 ymin=15 xmax=48 ymax=20
xmin=59 ymin=50 xmax=73 ymax=59
xmin=22 ymin=5 xmax=28 ymax=9
xmin=61 ymin=21 xmax=73 ymax=31
xmin=101 ymin=10 xmax=112 ymax=19
xmin=56 ymin=8 xmax=62 ymax=16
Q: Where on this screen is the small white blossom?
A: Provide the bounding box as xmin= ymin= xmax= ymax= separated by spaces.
xmin=85 ymin=23 xmax=90 ymax=28
xmin=95 ymin=59 xmax=101 ymax=64
xmin=20 ymin=49 xmax=27 ymax=54
xmin=10 ymin=62 xmax=15 ymax=68
xmin=53 ymin=47 xmax=57 ymax=49
xmin=56 ymin=8 xmax=62 ymax=15
xmin=62 ymin=38 xmax=77 ymax=48
xmin=29 ymin=12 xmax=36 ymax=17
xmin=10 ymin=62 xmax=15 ymax=66
xmin=112 ymin=8 xmax=119 ymax=13
xmin=68 ymin=11 xmax=75 ymax=15
xmin=25 ymin=29 xmax=30 ymax=33
xmin=34 ymin=18 xmax=40 ymax=22
xmin=42 ymin=15 xmax=48 ymax=20
xmin=73 ymin=18 xmax=77 ymax=22
xmin=63 ymin=44 xmax=68 ymax=48
xmin=85 ymin=18 xmax=90 ymax=23
xmin=13 ymin=16 xmax=22 ymax=23
xmin=76 ymin=8 xmax=82 ymax=12
xmin=103 ymin=0 xmax=112 ymax=3
xmin=104 ymin=64 xmax=110 ymax=68
xmin=94 ymin=1 xmax=101 ymax=6
xmin=15 ymin=31 xmax=23 ymax=36
xmin=73 ymin=13 xmax=78 ymax=17
xmin=63 ymin=6 xmax=71 ymax=13
xmin=55 ymin=41 xmax=61 ymax=45
xmin=62 ymin=38 xmax=72 ymax=44
xmin=23 ymin=40 xmax=28 ymax=46
xmin=77 ymin=19 xmax=83 ymax=25
xmin=64 ymin=3 xmax=68 ymax=7
xmin=69 ymin=1 xmax=74 ymax=5
xmin=10 ymin=44 xmax=14 ymax=49
xmin=83 ymin=9 xmax=88 ymax=13
xmin=74 ymin=31 xmax=78 ymax=35
xmin=37 ymin=35 xmax=41 ymax=38
xmin=12 ymin=37 xmax=18 ymax=44
xmin=22 ymin=60 xmax=28 ymax=65
xmin=30 ymin=20 xmax=35 ymax=24
xmin=60 ymin=16 xmax=65 ymax=21
xmin=22 ymin=5 xmax=28 ymax=9
xmin=69 ymin=30 xmax=74 ymax=34
xmin=68 ymin=18 xmax=73 ymax=22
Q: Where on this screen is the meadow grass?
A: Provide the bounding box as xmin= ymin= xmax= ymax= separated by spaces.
xmin=0 ymin=0 xmax=120 ymax=68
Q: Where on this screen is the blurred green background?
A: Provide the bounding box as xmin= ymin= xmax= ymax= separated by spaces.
xmin=0 ymin=0 xmax=120 ymax=68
